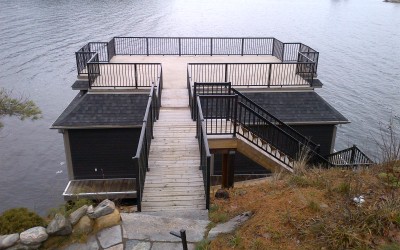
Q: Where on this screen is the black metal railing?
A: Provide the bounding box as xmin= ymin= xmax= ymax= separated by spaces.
xmin=188 ymin=62 xmax=315 ymax=87
xmin=87 ymin=61 xmax=162 ymax=88
xmin=199 ymin=95 xmax=238 ymax=136
xmin=190 ymin=82 xmax=232 ymax=120
xmin=114 ymin=37 xmax=278 ymax=56
xmin=237 ymin=101 xmax=302 ymax=166
xmin=230 ymin=88 xmax=320 ymax=152
xmin=193 ymin=89 xmax=372 ymax=170
xmin=132 ymin=84 xmax=160 ymax=212
xmin=195 ymin=95 xmax=211 ymax=209
xmin=326 ymin=145 xmax=374 ymax=167
xmin=112 ymin=37 xmax=317 ymax=64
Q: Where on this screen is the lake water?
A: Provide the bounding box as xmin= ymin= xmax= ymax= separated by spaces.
xmin=0 ymin=0 xmax=399 ymax=214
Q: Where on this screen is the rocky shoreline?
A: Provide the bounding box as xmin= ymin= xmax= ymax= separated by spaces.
xmin=0 ymin=199 xmax=120 ymax=250
xmin=384 ymin=0 xmax=400 ymax=3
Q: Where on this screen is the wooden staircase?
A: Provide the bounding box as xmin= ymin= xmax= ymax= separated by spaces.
xmin=141 ymin=89 xmax=206 ymax=211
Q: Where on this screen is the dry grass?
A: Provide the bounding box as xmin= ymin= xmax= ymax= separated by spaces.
xmin=207 ymin=166 xmax=400 ymax=250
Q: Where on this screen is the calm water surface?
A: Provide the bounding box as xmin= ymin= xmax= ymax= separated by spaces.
xmin=0 ymin=0 xmax=399 ymax=214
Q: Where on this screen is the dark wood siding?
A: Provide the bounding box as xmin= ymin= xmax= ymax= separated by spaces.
xmin=213 ymin=152 xmax=271 ymax=175
xmin=288 ymin=125 xmax=335 ymax=157
xmin=68 ymin=128 xmax=141 ymax=179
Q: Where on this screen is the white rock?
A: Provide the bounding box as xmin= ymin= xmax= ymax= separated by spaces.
xmin=20 ymin=227 xmax=48 ymax=245
xmin=0 ymin=233 xmax=19 ymax=249
xmin=69 ymin=205 xmax=89 ymax=225
xmin=88 ymin=200 xmax=115 ymax=219
xmin=46 ymin=213 xmax=72 ymax=236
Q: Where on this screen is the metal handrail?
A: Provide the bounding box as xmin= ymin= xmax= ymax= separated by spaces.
xmin=326 ymin=145 xmax=374 ymax=166
xmin=132 ymin=84 xmax=158 ymax=212
xmin=195 ymin=95 xmax=211 ymax=209
xmin=231 ymin=88 xmax=319 ymax=151
xmin=188 ymin=62 xmax=315 ymax=87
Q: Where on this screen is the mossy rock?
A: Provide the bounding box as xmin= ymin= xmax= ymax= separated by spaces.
xmin=0 ymin=208 xmax=46 ymax=234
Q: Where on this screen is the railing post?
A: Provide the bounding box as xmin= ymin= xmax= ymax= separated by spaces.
xmin=146 ymin=38 xmax=149 ymax=56
xmin=210 ymin=38 xmax=213 ymax=56
xmin=134 ymin=64 xmax=138 ymax=89
xmin=272 ymin=38 xmax=275 ymax=56
xmin=179 ymin=38 xmax=181 ymax=56
xmin=267 ymin=64 xmax=272 ymax=87
xmin=282 ymin=43 xmax=285 ymax=61
xmin=233 ymin=95 xmax=238 ymax=136
xmin=350 ymin=145 xmax=356 ymax=165
xmin=206 ymin=156 xmax=211 ymax=209
xmin=133 ymin=157 xmax=142 ymax=212
xmin=241 ymin=38 xmax=244 ymax=56
xmin=224 ymin=63 xmax=228 ymax=82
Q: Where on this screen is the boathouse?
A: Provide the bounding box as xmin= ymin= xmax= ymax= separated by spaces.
xmin=52 ymin=37 xmax=373 ymax=211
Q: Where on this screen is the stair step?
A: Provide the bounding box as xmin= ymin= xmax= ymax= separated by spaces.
xmin=142 ymin=199 xmax=206 ymax=207
xmin=142 ymin=195 xmax=205 ymax=202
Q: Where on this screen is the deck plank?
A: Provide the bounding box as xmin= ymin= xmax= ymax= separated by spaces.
xmin=142 ymin=88 xmax=206 ymax=211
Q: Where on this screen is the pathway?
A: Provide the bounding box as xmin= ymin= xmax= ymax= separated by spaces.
xmin=141 ymin=89 xmax=206 ymax=211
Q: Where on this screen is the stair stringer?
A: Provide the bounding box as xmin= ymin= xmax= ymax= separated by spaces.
xmin=236 ymin=135 xmax=294 ymax=173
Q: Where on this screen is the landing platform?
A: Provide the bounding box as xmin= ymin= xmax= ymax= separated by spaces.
xmin=63 ymin=178 xmax=137 ymax=201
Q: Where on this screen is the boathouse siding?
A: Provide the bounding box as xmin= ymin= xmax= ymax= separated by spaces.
xmin=68 ymin=128 xmax=141 ymax=179
xmin=52 ymin=92 xmax=149 ymax=180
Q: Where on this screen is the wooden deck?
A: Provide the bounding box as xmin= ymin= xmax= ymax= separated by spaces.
xmin=63 ymin=178 xmax=136 ymax=201
xmin=141 ymin=89 xmax=206 ymax=211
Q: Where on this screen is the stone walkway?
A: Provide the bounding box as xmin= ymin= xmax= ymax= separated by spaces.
xmin=65 ymin=211 xmax=209 ymax=250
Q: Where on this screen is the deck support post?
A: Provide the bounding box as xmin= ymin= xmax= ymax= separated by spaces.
xmin=222 ymin=150 xmax=235 ymax=188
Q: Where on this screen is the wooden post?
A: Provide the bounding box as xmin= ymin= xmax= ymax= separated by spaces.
xmin=222 ymin=151 xmax=235 ymax=188
xmin=222 ymin=153 xmax=228 ymax=188
xmin=227 ymin=151 xmax=236 ymax=188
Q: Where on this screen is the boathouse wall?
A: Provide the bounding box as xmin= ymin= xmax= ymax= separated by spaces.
xmin=65 ymin=128 xmax=141 ymax=180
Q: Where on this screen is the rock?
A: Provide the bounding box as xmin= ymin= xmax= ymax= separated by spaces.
xmin=46 ymin=213 xmax=72 ymax=236
xmin=69 ymin=205 xmax=88 ymax=225
xmin=87 ymin=205 xmax=94 ymax=215
xmin=73 ymin=215 xmax=94 ymax=234
xmin=128 ymin=242 xmax=151 ymax=250
xmin=64 ymin=235 xmax=99 ymax=250
xmin=88 ymin=200 xmax=115 ymax=219
xmin=104 ymin=243 xmax=124 ymax=250
xmin=0 ymin=233 xmax=19 ymax=249
xmin=215 ymin=189 xmax=230 ymax=199
xmin=121 ymin=213 xmax=209 ymax=242
xmin=95 ymin=209 xmax=120 ymax=230
xmin=6 ymin=243 xmax=41 ymax=250
xmin=97 ymin=225 xmax=122 ymax=249
xmin=151 ymin=242 xmax=195 ymax=250
xmin=20 ymin=226 xmax=48 ymax=245
xmin=208 ymin=211 xmax=252 ymax=240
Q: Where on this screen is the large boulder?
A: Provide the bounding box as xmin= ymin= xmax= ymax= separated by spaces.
xmin=0 ymin=233 xmax=19 ymax=249
xmin=20 ymin=226 xmax=48 ymax=245
xmin=94 ymin=209 xmax=120 ymax=230
xmin=69 ymin=205 xmax=88 ymax=225
xmin=87 ymin=200 xmax=115 ymax=219
xmin=73 ymin=215 xmax=94 ymax=234
xmin=46 ymin=213 xmax=72 ymax=236
xmin=208 ymin=211 xmax=252 ymax=240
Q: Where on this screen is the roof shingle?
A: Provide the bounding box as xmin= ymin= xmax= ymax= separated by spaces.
xmin=242 ymin=91 xmax=348 ymax=124
xmin=52 ymin=92 xmax=149 ymax=128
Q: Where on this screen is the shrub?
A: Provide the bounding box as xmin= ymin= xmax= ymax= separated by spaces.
xmin=48 ymin=199 xmax=94 ymax=218
xmin=0 ymin=208 xmax=46 ymax=234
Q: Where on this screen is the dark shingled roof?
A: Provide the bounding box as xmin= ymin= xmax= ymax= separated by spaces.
xmin=52 ymin=92 xmax=149 ymax=128
xmin=242 ymin=91 xmax=349 ymax=124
